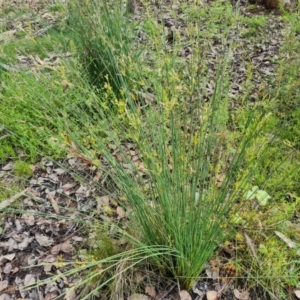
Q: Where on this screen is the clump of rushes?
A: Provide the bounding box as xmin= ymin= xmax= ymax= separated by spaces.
xmin=67 ymin=0 xmax=141 ymax=100
xmin=43 ymin=9 xmax=274 ymax=296
xmin=45 ymin=61 xmax=271 ymax=297
xmin=10 ymin=0 xmax=297 ymax=298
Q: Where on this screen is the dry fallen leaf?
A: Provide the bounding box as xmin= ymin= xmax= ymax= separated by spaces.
xmin=244 ymin=232 xmax=260 ymax=264
xmin=206 ymin=290 xmax=218 ymax=300
xmin=216 ymin=173 xmax=225 ymax=187
xmin=128 ymin=294 xmax=151 ymax=300
xmin=44 ymin=263 xmax=53 ymax=273
xmin=180 ymin=290 xmax=192 ymax=300
xmin=61 ymin=80 xmax=75 ymax=91
xmin=42 ymin=255 xmax=57 ymax=263
xmin=0 ymin=294 xmax=12 ymax=300
xmin=47 ymin=192 xmax=60 ymax=215
xmin=3 ymin=263 xmax=12 ymax=274
xmin=51 ymin=240 xmax=74 ymax=254
xmin=133 ymin=272 xmax=145 ymax=283
xmin=145 ymin=285 xmax=156 ymax=297
xmin=45 ymin=291 xmax=59 ymax=300
xmin=1 ymin=162 xmax=14 ymax=171
xmin=22 ymin=214 xmax=35 ymax=226
xmin=275 ymin=231 xmax=300 ymax=255
xmin=0 ymin=280 xmax=9 ymax=292
xmin=0 ymin=253 xmax=15 ymax=261
xmin=18 ymin=235 xmax=34 ymax=250
xmin=233 ymin=289 xmax=250 ymax=300
xmin=65 ymin=288 xmax=77 ymax=300
xmin=24 ymin=274 xmax=35 ymax=287
xmin=35 ymin=233 xmax=54 ymax=247
xmin=116 ymin=206 xmax=126 ymax=218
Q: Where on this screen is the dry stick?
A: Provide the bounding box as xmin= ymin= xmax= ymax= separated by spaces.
xmin=0 ymin=188 xmax=28 ymax=211
xmin=47 ymin=192 xmax=60 ymax=215
xmin=157 ymin=283 xmax=176 ymax=300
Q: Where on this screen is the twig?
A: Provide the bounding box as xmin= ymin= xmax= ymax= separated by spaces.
xmin=156 ymin=283 xmax=176 ymax=300
xmin=0 ymin=188 xmax=28 ymax=211
xmin=0 ymin=62 xmax=19 ymax=72
xmin=34 ymin=24 xmax=56 ymax=37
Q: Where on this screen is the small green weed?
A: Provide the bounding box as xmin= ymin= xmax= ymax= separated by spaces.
xmin=0 ymin=141 xmax=15 ymax=162
xmin=2 ymin=31 xmax=67 ymax=61
xmin=14 ymin=160 xmax=33 ymax=177
xmin=48 ymin=3 xmax=65 ymax=13
xmin=235 ymin=193 xmax=300 ymax=299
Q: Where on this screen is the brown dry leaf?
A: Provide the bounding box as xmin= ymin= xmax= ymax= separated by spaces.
xmin=42 ymin=255 xmax=57 ymax=263
xmin=145 ymin=285 xmax=156 ymax=297
xmin=62 ymin=182 xmax=77 ymax=192
xmin=0 ymin=280 xmax=9 ymax=292
xmin=99 ymin=196 xmax=110 ymax=205
xmin=216 ymin=173 xmax=225 ymax=187
xmin=47 ymin=192 xmax=60 ymax=214
xmin=3 ymin=263 xmax=12 ymax=274
xmin=244 ymin=233 xmax=260 ymax=264
xmin=133 ymin=272 xmax=145 ymax=283
xmin=93 ymin=171 xmax=102 ymax=182
xmin=65 ymin=288 xmax=76 ymax=300
xmin=18 ymin=235 xmax=34 ymax=250
xmin=206 ymin=266 xmax=219 ymax=279
xmin=96 ymin=195 xmax=110 ymax=210
xmin=44 ymin=263 xmax=53 ymax=272
xmin=130 ymin=150 xmax=136 ymax=156
xmin=72 ymin=236 xmax=83 ymax=242
xmin=0 ymin=294 xmax=12 ymax=300
xmin=54 ymin=168 xmax=65 ymax=175
xmin=275 ymin=231 xmax=300 ymax=255
xmin=61 ymin=240 xmax=74 ymax=253
xmin=116 ymin=206 xmax=126 ymax=219
xmin=35 ymin=233 xmax=54 ymax=247
xmin=22 ymin=214 xmax=35 ymax=226
xmin=206 ymin=291 xmax=218 ymax=300
xmin=51 ymin=240 xmax=74 ymax=254
xmin=45 ymin=291 xmax=59 ymax=300
xmin=29 ymin=164 xmax=36 ymax=172
xmin=180 ymin=290 xmax=192 ymax=300
xmin=50 ymin=244 xmax=62 ymax=255
xmin=61 ymin=80 xmax=75 ymax=91
xmin=128 ymin=294 xmax=151 ymax=300
xmin=295 ymin=290 xmax=300 ymax=299
xmin=24 ymin=274 xmax=35 ymax=287
xmin=0 ymin=253 xmax=15 ymax=261
xmin=75 ymin=185 xmax=90 ymax=198
xmin=233 ymin=289 xmax=250 ymax=300
xmin=1 ymin=162 xmax=14 ymax=171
